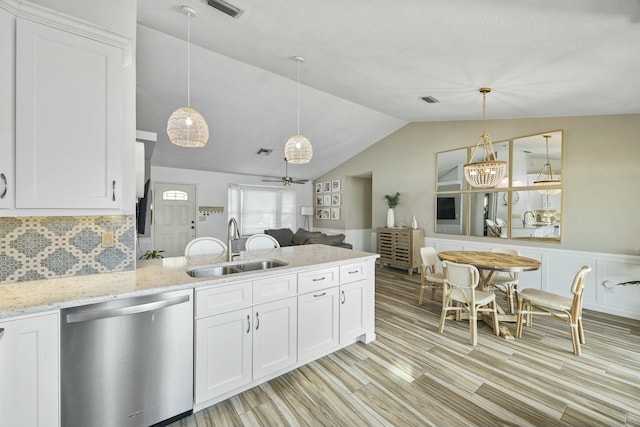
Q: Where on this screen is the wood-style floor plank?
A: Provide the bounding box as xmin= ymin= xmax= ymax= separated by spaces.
xmin=170 ymin=267 xmax=640 ymax=427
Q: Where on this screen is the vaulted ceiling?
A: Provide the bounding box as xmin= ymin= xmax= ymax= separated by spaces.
xmin=136 ymin=0 xmax=640 ymax=181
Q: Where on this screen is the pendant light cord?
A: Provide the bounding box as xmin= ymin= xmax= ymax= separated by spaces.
xmin=296 ymin=58 xmax=300 ymax=134
xmin=187 ymin=12 xmax=191 ymax=108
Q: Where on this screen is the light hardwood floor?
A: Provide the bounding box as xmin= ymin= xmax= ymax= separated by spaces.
xmin=170 ymin=267 xmax=640 ymax=427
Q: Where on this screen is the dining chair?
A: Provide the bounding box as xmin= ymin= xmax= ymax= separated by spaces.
xmin=439 ymin=261 xmax=500 ymax=346
xmin=418 ymin=247 xmax=444 ymax=305
xmin=515 ymin=265 xmax=591 ymax=355
xmin=184 ymin=237 xmax=227 ymax=259
xmin=485 ymin=219 xmax=503 ymax=237
xmin=485 ymin=247 xmax=521 ymax=314
xmin=245 ymin=233 xmax=281 ymax=251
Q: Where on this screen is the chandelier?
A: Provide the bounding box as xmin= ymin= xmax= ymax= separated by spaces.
xmin=463 ymin=88 xmax=506 ymax=188
xmin=534 ymin=134 xmax=561 ymax=195
xmin=167 ymin=6 xmax=209 ymax=148
xmin=284 ymin=56 xmax=313 ymax=164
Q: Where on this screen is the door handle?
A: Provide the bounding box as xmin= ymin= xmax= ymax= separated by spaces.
xmin=255 ymin=312 xmax=260 ymax=330
xmin=112 ymin=180 xmax=116 ymax=201
xmin=246 ymin=314 xmax=250 ymax=333
xmin=341 ymin=290 xmax=345 ymax=304
xmin=313 ymin=292 xmax=326 ymax=298
xmin=65 ymin=294 xmax=190 ymax=323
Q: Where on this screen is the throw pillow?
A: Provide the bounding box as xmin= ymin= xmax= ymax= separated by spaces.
xmin=293 ymin=228 xmax=323 ymax=245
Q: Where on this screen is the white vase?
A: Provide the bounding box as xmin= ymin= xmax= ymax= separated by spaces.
xmin=411 ymin=214 xmax=417 ymax=229
xmin=386 ymin=208 xmax=395 ymax=228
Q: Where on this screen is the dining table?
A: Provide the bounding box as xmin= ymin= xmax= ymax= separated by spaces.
xmin=437 ymin=250 xmax=541 ymax=339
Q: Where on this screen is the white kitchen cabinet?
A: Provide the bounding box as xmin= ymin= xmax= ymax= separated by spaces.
xmin=0 ymin=7 xmax=15 ymax=211
xmin=340 ymin=280 xmax=367 ymax=343
xmin=0 ymin=311 xmax=60 ymax=427
xmin=15 ymin=17 xmax=123 ymax=210
xmin=194 ymin=276 xmax=297 ymax=407
xmin=252 ymin=297 xmax=297 ymax=379
xmin=297 ymin=286 xmax=339 ymax=362
xmin=195 ymin=307 xmax=252 ymax=404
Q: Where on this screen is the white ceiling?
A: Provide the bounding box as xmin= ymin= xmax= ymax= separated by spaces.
xmin=136 ymin=0 xmax=640 ymax=181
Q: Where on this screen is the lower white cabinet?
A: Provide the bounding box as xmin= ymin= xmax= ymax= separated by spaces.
xmin=298 ymin=287 xmax=340 ymax=362
xmin=194 ymin=279 xmax=297 ymax=407
xmin=0 ymin=311 xmax=59 ymax=427
xmin=340 ymin=280 xmax=367 ymax=343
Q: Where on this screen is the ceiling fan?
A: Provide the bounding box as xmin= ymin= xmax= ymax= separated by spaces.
xmin=262 ymin=159 xmax=309 ymax=186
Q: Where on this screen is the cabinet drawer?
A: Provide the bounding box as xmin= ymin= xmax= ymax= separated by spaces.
xmin=196 ymin=281 xmax=252 ymax=318
xmin=298 ymin=267 xmax=340 ymax=294
xmin=253 ymin=274 xmax=297 ymax=304
xmin=340 ymin=262 xmax=367 ymax=284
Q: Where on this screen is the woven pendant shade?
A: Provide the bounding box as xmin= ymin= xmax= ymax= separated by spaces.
xmin=284 ymin=56 xmax=312 ymax=164
xmin=167 ymin=107 xmax=209 ymax=148
xmin=167 ymin=6 xmax=209 ymax=148
xmin=534 ymin=134 xmax=561 ymax=194
xmin=464 ymin=88 xmax=506 ymax=188
xmin=284 ymin=134 xmax=313 ymax=164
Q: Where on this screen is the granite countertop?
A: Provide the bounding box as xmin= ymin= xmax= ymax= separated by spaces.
xmin=0 ymin=244 xmax=379 ymax=319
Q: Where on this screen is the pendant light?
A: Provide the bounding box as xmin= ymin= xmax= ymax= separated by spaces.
xmin=463 ymin=88 xmax=506 ymax=188
xmin=167 ymin=6 xmax=209 ymax=148
xmin=534 ymin=134 xmax=561 ymax=195
xmin=284 ymin=56 xmax=313 ymax=164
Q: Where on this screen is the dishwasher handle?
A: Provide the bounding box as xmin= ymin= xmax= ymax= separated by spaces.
xmin=65 ymin=294 xmax=190 ymax=323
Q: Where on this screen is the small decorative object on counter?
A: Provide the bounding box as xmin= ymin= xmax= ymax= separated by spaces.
xmin=412 ymin=214 xmax=418 ymax=229
xmin=384 ymin=192 xmax=400 ymax=228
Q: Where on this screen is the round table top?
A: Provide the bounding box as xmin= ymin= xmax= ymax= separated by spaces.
xmin=438 ymin=250 xmax=541 ymax=272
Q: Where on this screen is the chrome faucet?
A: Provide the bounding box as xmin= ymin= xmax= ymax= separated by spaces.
xmin=227 ymin=218 xmax=240 ymax=261
xmin=523 ymin=211 xmax=535 ymax=227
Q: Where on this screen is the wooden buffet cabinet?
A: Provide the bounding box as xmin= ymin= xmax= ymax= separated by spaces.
xmin=376 ymin=228 xmax=424 ymax=275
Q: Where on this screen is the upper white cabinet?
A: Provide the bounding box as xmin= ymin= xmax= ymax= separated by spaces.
xmin=15 ymin=17 xmax=123 ymax=210
xmin=0 ymin=7 xmax=15 ymax=210
xmin=0 ymin=0 xmax=132 ymax=215
xmin=0 ymin=311 xmax=60 ymax=427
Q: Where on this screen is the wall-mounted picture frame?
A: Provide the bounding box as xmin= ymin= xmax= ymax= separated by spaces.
xmin=332 ymin=179 xmax=340 ymax=192
xmin=323 ymin=194 xmax=331 ymax=206
xmin=323 ymin=181 xmax=331 ymax=192
xmin=316 ymin=208 xmax=323 ymax=219
xmin=320 ymin=208 xmax=330 ymax=219
xmin=316 ymin=182 xmax=323 ymax=193
xmin=332 ymin=194 xmax=341 ymax=206
xmin=316 ymin=195 xmax=323 ymax=206
xmin=331 ymin=207 xmax=340 ymax=220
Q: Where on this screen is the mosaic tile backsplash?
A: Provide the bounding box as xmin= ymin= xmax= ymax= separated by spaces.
xmin=0 ymin=216 xmax=135 ymax=284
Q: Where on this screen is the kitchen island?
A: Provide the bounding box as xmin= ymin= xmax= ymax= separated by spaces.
xmin=0 ymin=244 xmax=379 ymax=426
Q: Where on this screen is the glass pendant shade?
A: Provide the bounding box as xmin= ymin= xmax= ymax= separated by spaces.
xmin=167 ymin=107 xmax=209 ymax=148
xmin=534 ymin=134 xmax=561 ymax=194
xmin=284 ymin=56 xmax=312 ymax=164
xmin=463 ymin=88 xmax=506 ymax=188
xmin=284 ymin=134 xmax=313 ymax=164
xmin=167 ymin=6 xmax=209 ymax=148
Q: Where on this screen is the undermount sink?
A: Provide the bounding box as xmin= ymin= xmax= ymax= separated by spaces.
xmin=186 ymin=259 xmax=288 ymax=278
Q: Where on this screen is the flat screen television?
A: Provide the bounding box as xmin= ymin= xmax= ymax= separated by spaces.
xmin=437 ymin=197 xmax=456 ymax=220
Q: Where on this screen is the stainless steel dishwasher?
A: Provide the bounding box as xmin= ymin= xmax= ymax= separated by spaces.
xmin=61 ymin=289 xmax=193 ymax=427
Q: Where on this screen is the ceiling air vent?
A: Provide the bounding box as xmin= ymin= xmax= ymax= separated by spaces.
xmin=207 ymin=0 xmax=244 ymax=18
xmin=256 ymin=148 xmax=273 ymax=156
xmin=421 ymin=96 xmax=439 ymax=104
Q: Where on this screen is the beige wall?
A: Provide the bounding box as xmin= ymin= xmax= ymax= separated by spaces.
xmin=316 ymin=114 xmax=640 ymax=256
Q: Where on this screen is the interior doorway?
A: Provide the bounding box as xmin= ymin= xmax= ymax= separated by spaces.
xmin=153 ymin=182 xmax=196 ymax=257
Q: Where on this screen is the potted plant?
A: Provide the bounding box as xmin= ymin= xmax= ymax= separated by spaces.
xmin=384 ymin=192 xmax=400 ymax=227
xmin=141 ymin=249 xmax=165 ymax=260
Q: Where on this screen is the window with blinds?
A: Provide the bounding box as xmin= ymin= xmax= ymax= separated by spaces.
xmin=228 ymin=185 xmax=296 ymax=235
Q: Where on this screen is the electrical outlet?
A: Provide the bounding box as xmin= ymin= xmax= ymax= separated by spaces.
xmin=101 ymin=231 xmax=115 ymax=248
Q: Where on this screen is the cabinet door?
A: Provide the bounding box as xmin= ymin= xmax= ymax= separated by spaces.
xmin=252 ymin=297 xmax=297 ymax=380
xmin=0 ymin=8 xmax=15 ymax=211
xmin=15 ymin=18 xmax=123 ymax=209
xmin=298 ymin=287 xmax=339 ymax=362
xmin=195 ymin=308 xmax=252 ymax=405
xmin=340 ymin=280 xmax=367 ymax=343
xmin=0 ymin=311 xmax=60 ymax=427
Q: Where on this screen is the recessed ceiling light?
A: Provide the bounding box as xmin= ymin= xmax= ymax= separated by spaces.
xmin=421 ymin=96 xmax=439 ymax=104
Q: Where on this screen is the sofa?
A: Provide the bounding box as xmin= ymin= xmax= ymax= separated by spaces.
xmin=264 ymin=228 xmax=352 ymax=249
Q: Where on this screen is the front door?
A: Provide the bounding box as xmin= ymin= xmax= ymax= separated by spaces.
xmin=153 ymin=183 xmax=196 ymax=257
